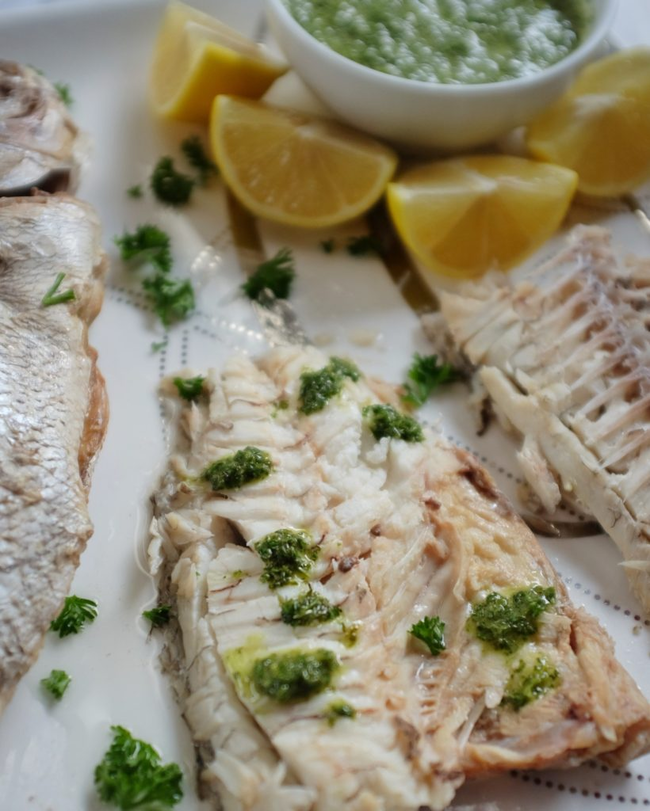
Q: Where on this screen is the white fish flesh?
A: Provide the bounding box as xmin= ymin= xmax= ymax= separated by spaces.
xmin=150 ymin=345 xmax=650 ymax=811
xmin=0 ymin=194 xmax=107 ymax=713
xmin=0 ymin=61 xmax=82 ymax=195
xmin=440 ymin=226 xmax=650 ymax=612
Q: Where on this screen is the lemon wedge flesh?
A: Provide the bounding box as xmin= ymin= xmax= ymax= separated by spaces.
xmin=387 ymin=155 xmax=578 ymax=279
xmin=210 ymin=96 xmax=398 ymax=228
xmin=527 ymin=48 xmax=650 ymax=197
xmin=150 ymin=1 xmax=288 ymax=123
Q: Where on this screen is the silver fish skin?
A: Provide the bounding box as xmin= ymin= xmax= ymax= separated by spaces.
xmin=0 ymin=61 xmax=82 ymax=195
xmin=150 ymin=345 xmax=650 ymax=811
xmin=440 ymin=226 xmax=650 ymax=612
xmin=0 ymin=194 xmax=107 ymax=713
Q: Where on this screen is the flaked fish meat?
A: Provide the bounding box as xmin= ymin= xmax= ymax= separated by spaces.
xmin=0 ymin=61 xmax=82 ymax=195
xmin=439 ymin=226 xmax=650 ymax=612
xmin=0 ymin=194 xmax=107 ymax=713
xmin=150 ymin=345 xmax=650 ymax=811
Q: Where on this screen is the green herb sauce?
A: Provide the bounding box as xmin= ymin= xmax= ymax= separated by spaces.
xmin=252 ymin=649 xmax=338 ymax=702
xmin=202 ymin=447 xmax=273 ymax=491
xmin=363 ymin=403 xmax=423 ymax=442
xmin=280 ymin=590 xmax=342 ymax=626
xmin=255 ymin=529 xmax=319 ymax=589
xmin=285 ymin=0 xmax=590 ymax=84
xmin=501 ymin=655 xmax=561 ymax=710
xmin=467 ymin=586 xmax=556 ymax=654
xmin=325 ymin=700 xmax=357 ymax=725
xmin=299 ymin=357 xmax=361 ymax=415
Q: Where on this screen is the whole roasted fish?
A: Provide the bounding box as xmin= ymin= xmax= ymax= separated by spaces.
xmin=150 ymin=346 xmax=650 ymax=811
xmin=0 ymin=61 xmax=82 ymax=195
xmin=440 ymin=226 xmax=650 ymax=613
xmin=0 ymin=194 xmax=107 ymax=713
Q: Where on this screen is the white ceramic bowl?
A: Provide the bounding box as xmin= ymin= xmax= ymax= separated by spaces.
xmin=265 ymin=0 xmax=617 ymax=153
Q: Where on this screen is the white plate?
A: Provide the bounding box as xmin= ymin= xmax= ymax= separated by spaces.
xmin=0 ymin=1 xmax=648 ymax=809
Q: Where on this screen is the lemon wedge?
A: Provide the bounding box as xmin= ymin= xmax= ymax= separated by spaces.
xmin=150 ymin=1 xmax=288 ymax=123
xmin=387 ymin=155 xmax=578 ymax=279
xmin=526 ymin=48 xmax=650 ymax=197
xmin=210 ymin=95 xmax=398 ymax=228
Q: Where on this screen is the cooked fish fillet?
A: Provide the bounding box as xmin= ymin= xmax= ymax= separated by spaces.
xmin=439 ymin=226 xmax=650 ymax=612
xmin=0 ymin=61 xmax=82 ymax=195
xmin=150 ymin=345 xmax=650 ymax=811
xmin=0 ymin=194 xmax=107 ymax=713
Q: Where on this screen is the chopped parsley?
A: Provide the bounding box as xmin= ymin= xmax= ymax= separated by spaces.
xmin=252 ymin=649 xmax=338 ymax=703
xmin=114 ymin=224 xmax=172 ymax=274
xmin=202 ymin=446 xmax=273 ymax=491
xmin=241 ymin=247 xmax=295 ymax=303
xmin=363 ymin=403 xmax=423 ymax=442
xmin=280 ymin=589 xmax=341 ymax=626
xmin=173 ymin=375 xmax=205 ymax=401
xmin=142 ymin=274 xmax=195 ymax=326
xmin=150 ymin=156 xmax=194 ymax=206
xmin=409 ymin=616 xmax=446 ymax=656
xmin=320 ymin=238 xmax=335 ymax=254
xmin=127 ymin=184 xmax=143 ymax=199
xmin=347 ymin=234 xmax=381 ymax=257
xmin=50 ymin=595 xmax=98 ymax=637
xmin=501 ymin=655 xmax=561 ymax=711
xmin=151 ymin=338 xmax=168 ymax=353
xmin=40 ymin=669 xmax=71 ymax=701
xmin=402 ymin=353 xmax=463 ymax=407
xmin=467 ymin=586 xmax=556 ymax=654
xmin=94 ymin=725 xmax=183 ymax=809
xmin=54 ymin=81 xmax=73 ymax=106
xmin=180 ymin=135 xmax=217 ymax=185
xmin=340 ymin=622 xmax=361 ymax=648
xmin=325 ymin=700 xmax=356 ymax=726
xmin=142 ymin=605 xmax=172 ymax=628
xmin=41 ymin=272 xmax=76 ymax=308
xmin=298 ymin=357 xmax=361 ymax=415
xmin=255 ymin=529 xmax=319 ymax=590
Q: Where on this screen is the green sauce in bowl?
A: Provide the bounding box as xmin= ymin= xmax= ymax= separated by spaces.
xmin=284 ymin=0 xmax=591 ymax=84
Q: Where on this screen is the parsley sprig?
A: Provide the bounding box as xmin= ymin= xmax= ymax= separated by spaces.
xmin=50 ymin=595 xmax=98 ymax=637
xmin=150 ymin=157 xmax=194 ymax=207
xmin=142 ymin=605 xmax=172 ymax=628
xmin=402 ymin=353 xmax=463 ymax=407
xmin=41 ymin=669 xmax=71 ymax=701
xmin=242 ymin=247 xmax=295 ymax=303
xmin=180 ymin=135 xmax=217 ymax=185
xmin=54 ymin=82 xmax=73 ymax=107
xmin=41 ymin=273 xmax=76 ymax=308
xmin=94 ymin=726 xmax=183 ymax=809
xmin=409 ymin=615 xmax=446 ymax=656
xmin=115 ymin=225 xmax=172 ymax=274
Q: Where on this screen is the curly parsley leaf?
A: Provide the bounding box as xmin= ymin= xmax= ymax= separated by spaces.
xmin=402 ymin=353 xmax=463 ymax=407
xmin=94 ymin=725 xmax=183 ymax=809
xmin=409 ymin=615 xmax=446 ymax=656
xmin=150 ymin=156 xmax=194 ymax=206
xmin=114 ymin=224 xmax=172 ymax=274
xmin=180 ymin=135 xmax=217 ymax=185
xmin=142 ymin=274 xmax=195 ymax=326
xmin=142 ymin=605 xmax=172 ymax=628
xmin=54 ymin=82 xmax=73 ymax=107
xmin=41 ymin=669 xmax=71 ymax=701
xmin=173 ymin=375 xmax=205 ymax=402
xmin=346 ymin=234 xmax=381 ymax=257
xmin=242 ymin=247 xmax=295 ymax=303
xmin=50 ymin=596 xmax=98 ymax=638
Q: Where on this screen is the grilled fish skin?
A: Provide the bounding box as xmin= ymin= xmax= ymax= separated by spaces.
xmin=0 ymin=61 xmax=82 ymax=195
xmin=439 ymin=226 xmax=650 ymax=612
xmin=0 ymin=194 xmax=107 ymax=713
xmin=150 ymin=346 xmax=650 ymax=811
